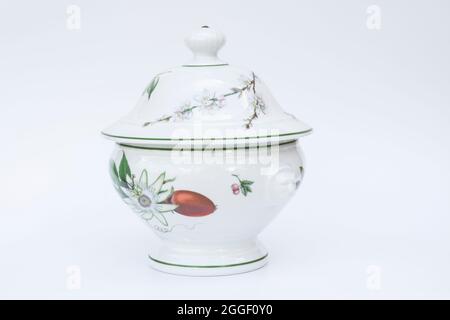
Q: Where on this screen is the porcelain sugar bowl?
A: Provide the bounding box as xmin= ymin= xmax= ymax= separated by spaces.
xmin=102 ymin=26 xmax=312 ymax=276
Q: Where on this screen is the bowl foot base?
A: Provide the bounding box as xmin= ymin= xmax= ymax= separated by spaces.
xmin=148 ymin=239 xmax=268 ymax=276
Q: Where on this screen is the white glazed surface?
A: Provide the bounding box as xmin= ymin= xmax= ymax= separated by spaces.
xmin=109 ymin=141 xmax=304 ymax=275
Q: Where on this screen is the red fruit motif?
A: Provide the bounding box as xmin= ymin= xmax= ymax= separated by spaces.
xmin=170 ymin=190 xmax=216 ymax=217
xmin=231 ymin=183 xmax=240 ymax=195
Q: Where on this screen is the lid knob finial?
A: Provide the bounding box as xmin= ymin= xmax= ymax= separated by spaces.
xmin=184 ymin=26 xmax=226 ymax=66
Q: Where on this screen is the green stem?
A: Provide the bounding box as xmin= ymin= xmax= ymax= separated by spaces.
xmin=223 ymin=91 xmax=238 ymax=97
xmin=232 ymin=174 xmax=242 ymax=183
xmin=143 ymin=105 xmax=201 ymax=126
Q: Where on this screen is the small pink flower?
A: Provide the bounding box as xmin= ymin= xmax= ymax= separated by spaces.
xmin=231 ymin=183 xmax=240 ymax=195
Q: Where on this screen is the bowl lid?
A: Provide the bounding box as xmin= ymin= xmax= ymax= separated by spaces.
xmin=102 ymin=26 xmax=312 ymax=146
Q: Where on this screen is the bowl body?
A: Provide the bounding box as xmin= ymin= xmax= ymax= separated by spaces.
xmin=109 ymin=141 xmax=305 ymax=275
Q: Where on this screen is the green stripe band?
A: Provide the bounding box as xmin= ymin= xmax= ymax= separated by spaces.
xmin=148 ymin=253 xmax=268 ymax=269
xmin=118 ymin=140 xmax=296 ymax=151
xmin=101 ymin=129 xmax=312 ymax=141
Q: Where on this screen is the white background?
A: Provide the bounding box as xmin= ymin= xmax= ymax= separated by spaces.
xmin=1 ymin=0 xmax=449 ymax=299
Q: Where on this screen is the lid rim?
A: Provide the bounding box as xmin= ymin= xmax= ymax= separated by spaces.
xmin=101 ymin=128 xmax=312 ymax=142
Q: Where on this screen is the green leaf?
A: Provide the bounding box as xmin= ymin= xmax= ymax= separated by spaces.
xmin=241 ymin=180 xmax=254 ymax=186
xmin=144 ymin=76 xmax=159 ymax=100
xmin=239 ymin=183 xmax=253 ymax=197
xmin=109 ymin=160 xmax=129 ymax=198
xmin=110 ymin=160 xmax=126 ymax=187
xmin=118 ymin=152 xmax=131 ymax=183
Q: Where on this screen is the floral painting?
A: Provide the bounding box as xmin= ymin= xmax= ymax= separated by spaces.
xmin=110 ymin=152 xmax=216 ymax=231
xmin=231 ymin=174 xmax=254 ymax=196
xmin=142 ymin=72 xmax=266 ymax=129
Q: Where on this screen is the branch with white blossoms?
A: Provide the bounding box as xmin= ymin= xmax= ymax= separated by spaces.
xmin=233 ymin=72 xmax=266 ymax=129
xmin=142 ymin=72 xmax=266 ymax=128
xmin=143 ymin=91 xmax=226 ymax=126
xmin=226 ymin=72 xmax=257 ymax=98
xmin=244 ymin=95 xmax=266 ymax=129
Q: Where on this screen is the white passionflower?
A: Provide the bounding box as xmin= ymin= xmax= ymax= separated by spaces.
xmin=122 ymin=170 xmax=177 ymax=226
